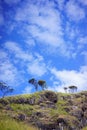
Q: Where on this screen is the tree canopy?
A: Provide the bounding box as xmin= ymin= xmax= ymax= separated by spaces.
xmin=28 ymin=78 xmax=47 ymax=91
xmin=28 ymin=78 xmax=38 ymax=91
xmin=69 ymin=85 xmax=77 ymax=93
xmin=38 ymin=80 xmax=47 ymax=90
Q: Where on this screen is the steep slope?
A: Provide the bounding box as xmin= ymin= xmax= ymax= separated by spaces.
xmin=0 ymin=90 xmax=87 ymax=130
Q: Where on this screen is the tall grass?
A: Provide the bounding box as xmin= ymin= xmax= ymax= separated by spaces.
xmin=0 ymin=112 xmax=38 ymax=130
xmin=82 ymin=127 xmax=87 ymax=130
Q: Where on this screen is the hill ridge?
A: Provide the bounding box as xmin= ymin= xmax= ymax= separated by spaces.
xmin=0 ymin=90 xmax=87 ymax=130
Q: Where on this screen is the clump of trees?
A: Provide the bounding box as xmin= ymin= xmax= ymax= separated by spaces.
xmin=28 ymin=78 xmax=47 ymax=91
xmin=0 ymin=81 xmax=14 ymax=98
xmin=64 ymin=85 xmax=78 ymax=93
xmin=69 ymin=85 xmax=77 ymax=93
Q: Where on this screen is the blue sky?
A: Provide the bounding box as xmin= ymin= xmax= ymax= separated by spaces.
xmin=0 ymin=0 xmax=87 ymax=95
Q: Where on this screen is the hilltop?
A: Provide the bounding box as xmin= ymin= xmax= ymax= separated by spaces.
xmin=0 ymin=90 xmax=87 ymax=130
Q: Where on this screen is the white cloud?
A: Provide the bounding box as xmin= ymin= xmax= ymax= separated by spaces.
xmin=14 ymin=0 xmax=75 ymax=58
xmin=77 ymin=36 xmax=87 ymax=50
xmin=48 ymin=81 xmax=64 ymax=92
xmin=78 ymin=0 xmax=87 ymax=6
xmin=78 ymin=36 xmax=87 ymax=44
xmin=0 ymin=59 xmax=22 ymax=86
xmin=81 ymin=51 xmax=87 ymax=65
xmin=0 ymin=49 xmax=28 ymax=88
xmin=4 ymin=41 xmax=47 ymax=77
xmin=25 ymin=38 xmax=35 ymax=46
xmin=55 ymin=0 xmax=65 ymax=10
xmin=66 ymin=1 xmax=85 ymax=21
xmin=0 ymin=50 xmax=8 ymax=60
xmin=23 ymin=86 xmax=32 ymax=94
xmin=65 ymin=22 xmax=80 ymax=40
xmin=27 ymin=59 xmax=46 ymax=77
xmin=50 ymin=66 xmax=87 ymax=92
xmin=15 ymin=3 xmax=63 ymax=46
xmin=5 ymin=41 xmax=34 ymax=61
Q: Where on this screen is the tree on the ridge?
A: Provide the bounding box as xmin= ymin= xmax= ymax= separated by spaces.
xmin=0 ymin=81 xmax=14 ymax=98
xmin=68 ymin=85 xmax=77 ymax=93
xmin=38 ymin=80 xmax=47 ymax=90
xmin=28 ymin=78 xmax=47 ymax=91
xmin=28 ymin=78 xmax=38 ymax=91
xmin=64 ymin=87 xmax=68 ymax=93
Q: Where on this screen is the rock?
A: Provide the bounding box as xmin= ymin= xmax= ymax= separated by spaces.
xmin=46 ymin=101 xmax=56 ymax=108
xmin=6 ymin=105 xmax=13 ymax=110
xmin=82 ymin=103 xmax=87 ymax=112
xmin=70 ymin=109 xmax=84 ymax=120
xmin=0 ymin=98 xmax=9 ymax=105
xmin=18 ymin=113 xmax=26 ymax=121
xmin=44 ymin=91 xmax=58 ymax=103
xmin=28 ymin=97 xmax=35 ymax=105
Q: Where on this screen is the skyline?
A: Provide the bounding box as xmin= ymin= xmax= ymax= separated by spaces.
xmin=0 ymin=0 xmax=87 ymax=96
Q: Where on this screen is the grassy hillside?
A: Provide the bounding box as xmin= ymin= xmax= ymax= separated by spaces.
xmin=0 ymin=111 xmax=37 ymax=130
xmin=0 ymin=90 xmax=87 ymax=130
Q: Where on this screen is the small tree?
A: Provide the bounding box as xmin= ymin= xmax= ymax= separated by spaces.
xmin=38 ymin=80 xmax=47 ymax=90
xmin=0 ymin=81 xmax=14 ymax=98
xmin=68 ymin=85 xmax=77 ymax=93
xmin=64 ymin=87 xmax=68 ymax=93
xmin=28 ymin=78 xmax=38 ymax=91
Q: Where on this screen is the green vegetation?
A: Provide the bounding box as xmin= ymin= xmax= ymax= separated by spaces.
xmin=56 ymin=100 xmax=68 ymax=115
xmin=10 ymin=104 xmax=34 ymax=116
xmin=0 ymin=111 xmax=38 ymax=130
xmin=82 ymin=127 xmax=87 ymax=130
xmin=0 ymin=90 xmax=87 ymax=130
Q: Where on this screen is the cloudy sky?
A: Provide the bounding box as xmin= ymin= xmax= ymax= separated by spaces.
xmin=0 ymin=0 xmax=87 ymax=95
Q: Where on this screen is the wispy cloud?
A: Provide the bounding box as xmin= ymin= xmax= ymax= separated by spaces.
xmin=27 ymin=59 xmax=46 ymax=77
xmin=22 ymin=86 xmax=32 ymax=94
xmin=66 ymin=0 xmax=85 ymax=21
xmin=14 ymin=0 xmax=75 ymax=58
xmin=15 ymin=2 xmax=63 ymax=46
xmin=81 ymin=51 xmax=87 ymax=65
xmin=4 ymin=41 xmax=47 ymax=77
xmin=0 ymin=0 xmax=87 ymax=94
xmin=78 ymin=36 xmax=87 ymax=45
xmin=0 ymin=48 xmax=25 ymax=88
xmin=65 ymin=22 xmax=80 ymax=40
xmin=77 ymin=36 xmax=87 ymax=53
xmin=0 ymin=54 xmax=22 ymax=86
xmin=78 ymin=0 xmax=87 ymax=6
xmin=5 ymin=41 xmax=34 ymax=62
xmin=55 ymin=0 xmax=65 ymax=10
xmin=50 ymin=66 xmax=87 ymax=92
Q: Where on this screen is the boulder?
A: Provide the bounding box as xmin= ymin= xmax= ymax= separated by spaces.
xmin=18 ymin=113 xmax=26 ymax=121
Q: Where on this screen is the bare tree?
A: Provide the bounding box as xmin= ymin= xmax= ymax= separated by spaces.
xmin=0 ymin=81 xmax=14 ymax=98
